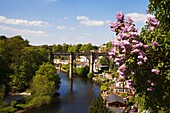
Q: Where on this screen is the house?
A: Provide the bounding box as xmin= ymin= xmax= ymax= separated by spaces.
xmin=53 ymin=58 xmax=69 ymax=65
xmin=98 ymin=45 xmax=106 ymax=53
xmin=103 ymin=93 xmax=125 ymax=113
xmin=76 ymin=56 xmax=88 ymax=63
xmin=113 ymin=77 xmax=132 ymax=95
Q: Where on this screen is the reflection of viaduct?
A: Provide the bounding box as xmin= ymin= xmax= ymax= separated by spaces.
xmin=50 ymin=52 xmax=110 ymax=79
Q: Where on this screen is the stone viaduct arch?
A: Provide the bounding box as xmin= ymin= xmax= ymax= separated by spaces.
xmin=50 ymin=52 xmax=110 ymax=79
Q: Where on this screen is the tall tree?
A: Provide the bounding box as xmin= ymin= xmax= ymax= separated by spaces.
xmin=88 ymin=97 xmax=113 ymax=113
xmin=0 ymin=36 xmax=11 ymax=95
xmin=148 ymin=0 xmax=170 ymax=31
xmin=28 ymin=62 xmax=60 ymax=107
xmin=109 ymin=1 xmax=170 ymax=111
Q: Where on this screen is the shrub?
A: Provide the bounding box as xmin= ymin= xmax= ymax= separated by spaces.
xmin=87 ymin=72 xmax=93 ymax=79
xmin=11 ymin=101 xmax=17 ymax=107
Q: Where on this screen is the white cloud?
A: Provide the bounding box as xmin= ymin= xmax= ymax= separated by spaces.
xmin=80 ymin=33 xmax=91 ymax=39
xmin=125 ymin=13 xmax=154 ymax=23
xmin=36 ymin=0 xmax=58 ymax=2
xmin=0 ymin=25 xmax=48 ymax=36
xmin=70 ymin=27 xmax=76 ymax=30
xmin=64 ymin=16 xmax=69 ymax=20
xmin=56 ymin=25 xmax=66 ymax=30
xmin=0 ymin=16 xmax=50 ymax=27
xmin=76 ymin=16 xmax=89 ymax=21
xmin=48 ymin=0 xmax=58 ymax=2
xmin=76 ymin=16 xmax=105 ymax=26
xmin=84 ymin=33 xmax=91 ymax=36
xmin=106 ymin=20 xmax=111 ymax=24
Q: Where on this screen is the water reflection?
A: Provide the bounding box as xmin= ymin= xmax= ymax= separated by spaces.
xmin=26 ymin=71 xmax=100 ymax=113
xmin=69 ymin=79 xmax=73 ymax=93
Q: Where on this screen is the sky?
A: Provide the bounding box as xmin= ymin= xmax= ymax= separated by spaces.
xmin=0 ymin=0 xmax=151 ymax=46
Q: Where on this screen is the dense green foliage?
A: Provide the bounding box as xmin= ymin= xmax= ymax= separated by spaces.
xmin=88 ymin=96 xmax=114 ymax=113
xmin=52 ymin=43 xmax=98 ymax=53
xmin=0 ymin=35 xmax=61 ymax=110
xmin=108 ymin=0 xmax=169 ymax=112
xmin=149 ymin=0 xmax=170 ymax=31
xmin=76 ymin=65 xmax=89 ymax=77
xmin=87 ymin=72 xmax=94 ymax=79
xmin=132 ymin=1 xmax=170 ymax=112
xmin=0 ymin=35 xmax=51 ymax=93
xmin=62 ymin=63 xmax=89 ymax=77
xmin=99 ymin=57 xmax=109 ymax=65
xmin=27 ymin=62 xmax=60 ymax=107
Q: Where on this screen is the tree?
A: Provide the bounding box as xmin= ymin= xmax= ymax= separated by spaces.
xmin=80 ymin=43 xmax=93 ymax=52
xmin=10 ymin=46 xmax=49 ymax=92
xmin=35 ymin=62 xmax=60 ymax=90
xmin=109 ymin=7 xmax=170 ymax=112
xmin=0 ymin=36 xmax=10 ymax=87
xmin=88 ymin=96 xmax=113 ymax=113
xmin=62 ymin=43 xmax=70 ymax=52
xmin=106 ymin=42 xmax=112 ymax=52
xmin=148 ymin=0 xmax=170 ymax=31
xmin=67 ymin=45 xmax=76 ymax=52
xmin=28 ymin=62 xmax=60 ymax=107
xmin=52 ymin=44 xmax=63 ymax=53
xmin=100 ymin=57 xmax=109 ymax=65
xmin=76 ymin=65 xmax=89 ymax=77
xmin=75 ymin=44 xmax=82 ymax=52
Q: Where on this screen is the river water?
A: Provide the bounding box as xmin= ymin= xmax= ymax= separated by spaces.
xmin=26 ymin=71 xmax=100 ymax=113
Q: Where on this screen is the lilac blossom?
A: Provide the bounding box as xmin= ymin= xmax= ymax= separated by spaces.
xmin=119 ymin=64 xmax=126 ymax=72
xmin=143 ymin=56 xmax=148 ymax=62
xmin=151 ymin=69 xmax=160 ymax=74
xmin=151 ymin=82 xmax=157 ymax=86
xmin=138 ymin=55 xmax=144 ymax=60
xmin=131 ymin=71 xmax=135 ymax=75
xmin=128 ymin=25 xmax=137 ymax=32
xmin=127 ymin=80 xmax=133 ymax=86
xmin=121 ymin=33 xmax=130 ymax=39
xmin=133 ymin=42 xmax=143 ymax=49
xmin=118 ymin=54 xmax=125 ymax=58
xmin=147 ymin=80 xmax=151 ymax=83
xmin=148 ymin=26 xmax=155 ymax=31
xmin=147 ymin=17 xmax=160 ymax=31
xmin=121 ymin=26 xmax=128 ymax=33
xmin=132 ymin=40 xmax=139 ymax=44
xmin=129 ymin=32 xmax=139 ymax=39
xmin=116 ymin=12 xmax=124 ymax=22
xmin=117 ymin=33 xmax=123 ymax=40
xmin=115 ymin=62 xmax=120 ymax=66
xmin=145 ymin=9 xmax=150 ymax=14
xmin=122 ymin=40 xmax=130 ymax=45
xmin=147 ymin=17 xmax=160 ymax=26
xmin=147 ymin=87 xmax=155 ymax=91
xmin=137 ymin=61 xmax=143 ymax=65
xmin=152 ymin=41 xmax=159 ymax=47
xmin=132 ymin=49 xmax=140 ymax=53
xmin=144 ymin=44 xmax=149 ymax=49
xmin=110 ymin=22 xmax=121 ymax=32
xmin=126 ymin=16 xmax=133 ymax=24
xmin=117 ymin=70 xmax=125 ymax=77
xmin=122 ymin=49 xmax=126 ymax=53
xmin=109 ymin=12 xmax=159 ymax=86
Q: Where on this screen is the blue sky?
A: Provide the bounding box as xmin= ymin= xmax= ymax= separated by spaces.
xmin=0 ymin=0 xmax=150 ymax=46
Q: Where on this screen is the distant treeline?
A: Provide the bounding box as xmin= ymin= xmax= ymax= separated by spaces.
xmin=52 ymin=42 xmax=112 ymax=53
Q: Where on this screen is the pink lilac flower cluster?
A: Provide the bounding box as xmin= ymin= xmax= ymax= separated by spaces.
xmin=109 ymin=12 xmax=160 ymax=91
xmin=110 ymin=12 xmax=148 ymax=76
xmin=146 ymin=80 xmax=157 ymax=91
xmin=147 ymin=17 xmax=160 ymax=31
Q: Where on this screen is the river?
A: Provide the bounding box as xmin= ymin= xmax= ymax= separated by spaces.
xmin=26 ymin=71 xmax=100 ymax=113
